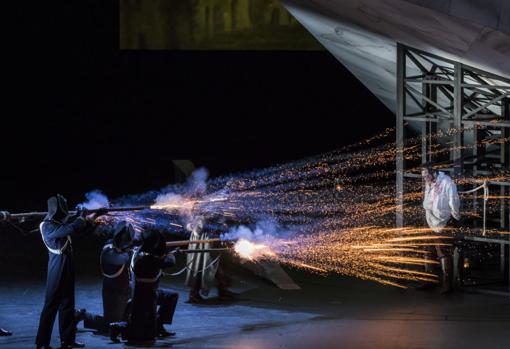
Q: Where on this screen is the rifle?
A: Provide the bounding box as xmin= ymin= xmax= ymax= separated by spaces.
xmin=0 ymin=206 xmax=149 ymax=223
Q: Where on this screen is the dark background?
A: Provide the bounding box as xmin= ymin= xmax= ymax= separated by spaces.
xmin=1 ymin=1 xmax=394 ymax=212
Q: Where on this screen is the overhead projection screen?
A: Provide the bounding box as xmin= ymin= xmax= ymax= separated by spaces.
xmin=120 ymin=0 xmax=321 ymax=50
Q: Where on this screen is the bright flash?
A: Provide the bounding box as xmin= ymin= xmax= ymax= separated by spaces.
xmin=151 ymin=194 xmax=228 ymax=212
xmin=234 ymin=239 xmax=275 ymax=261
xmin=151 ymin=200 xmax=198 ymax=211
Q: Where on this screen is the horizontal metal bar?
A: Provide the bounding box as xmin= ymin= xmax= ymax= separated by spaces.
xmin=462 ymin=120 xmax=510 ymax=128
xmin=462 ymin=83 xmax=510 ymax=90
xmin=405 ymin=79 xmax=454 ymax=85
xmin=404 ymin=116 xmax=510 ymax=128
xmin=406 ymin=110 xmax=452 ymax=118
xmin=403 ymin=173 xmax=510 ymax=186
xmin=487 ymin=181 xmax=510 ymax=187
xmin=464 ymin=114 xmax=505 ymax=121
xmin=404 ymin=116 xmax=440 ymax=123
xmin=465 ymin=236 xmax=510 ymax=245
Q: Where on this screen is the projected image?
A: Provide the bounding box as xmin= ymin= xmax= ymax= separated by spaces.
xmin=120 ymin=0 xmax=321 ymax=50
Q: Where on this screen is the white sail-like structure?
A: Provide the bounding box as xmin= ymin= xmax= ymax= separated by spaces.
xmin=282 ymin=0 xmax=510 ymax=112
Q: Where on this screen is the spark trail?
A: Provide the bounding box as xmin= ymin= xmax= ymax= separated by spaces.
xmin=227 ymin=226 xmax=444 ymax=288
xmin=87 ymin=127 xmax=508 ymax=288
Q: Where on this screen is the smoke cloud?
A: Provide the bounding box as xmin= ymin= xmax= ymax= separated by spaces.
xmin=78 ymin=190 xmax=110 ymax=209
xmin=221 ymin=219 xmax=293 ymax=246
xmin=187 ymin=167 xmax=208 ymax=195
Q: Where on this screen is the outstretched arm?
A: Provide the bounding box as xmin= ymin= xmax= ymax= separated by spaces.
xmin=46 ymin=217 xmax=87 ymax=239
xmin=161 ymin=252 xmax=176 ymax=269
xmin=103 ymin=249 xmax=130 ymax=266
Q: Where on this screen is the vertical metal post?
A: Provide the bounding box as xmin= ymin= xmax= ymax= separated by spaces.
xmin=421 ymin=77 xmax=436 ymax=166
xmin=453 ymin=62 xmax=463 ymax=176
xmin=502 ymin=99 xmax=510 ymax=229
xmin=502 ymin=98 xmax=510 ymax=298
xmin=421 ymin=80 xmax=428 ymax=165
xmin=421 ymin=123 xmax=427 ymax=164
xmin=396 ymin=44 xmax=405 ymax=227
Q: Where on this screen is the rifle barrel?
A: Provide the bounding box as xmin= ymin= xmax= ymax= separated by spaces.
xmin=165 ymin=238 xmax=226 ymax=247
xmin=87 ymin=206 xmax=148 ymax=213
xmin=0 ymin=206 xmax=150 ymax=222
xmin=178 ymin=248 xmax=230 ymax=254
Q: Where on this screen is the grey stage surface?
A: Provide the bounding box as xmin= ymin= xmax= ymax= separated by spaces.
xmin=0 ymin=272 xmax=509 ymax=349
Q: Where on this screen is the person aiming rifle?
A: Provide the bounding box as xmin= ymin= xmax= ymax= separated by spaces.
xmin=36 ymin=194 xmax=108 ymax=349
xmin=110 ymin=229 xmax=179 ymax=344
xmin=74 ymin=222 xmax=136 ymax=335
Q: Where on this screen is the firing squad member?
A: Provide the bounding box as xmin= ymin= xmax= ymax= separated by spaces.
xmin=36 ymin=194 xmax=106 ymax=349
xmin=110 ymin=230 xmax=179 ymax=343
xmin=75 ymin=222 xmax=135 ymax=334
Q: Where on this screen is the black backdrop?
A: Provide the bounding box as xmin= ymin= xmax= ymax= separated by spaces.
xmin=1 ymin=1 xmax=394 ymax=212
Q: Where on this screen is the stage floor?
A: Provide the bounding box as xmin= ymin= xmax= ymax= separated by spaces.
xmin=1 ymin=273 xmax=509 ymax=349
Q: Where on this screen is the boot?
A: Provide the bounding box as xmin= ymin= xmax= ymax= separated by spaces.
xmin=73 ymin=308 xmax=87 ymax=328
xmin=414 ymin=256 xmax=437 ymax=291
xmin=60 ymin=341 xmax=85 ymax=348
xmin=186 ymin=291 xmax=206 ymax=304
xmin=415 ymin=280 xmax=436 ymax=291
xmin=157 ymin=324 xmax=176 ymax=338
xmin=439 ymin=256 xmax=453 ymax=294
xmin=218 ymin=288 xmax=240 ymax=300
xmin=109 ymin=322 xmax=127 ymax=343
xmin=0 ymin=328 xmax=12 ymax=336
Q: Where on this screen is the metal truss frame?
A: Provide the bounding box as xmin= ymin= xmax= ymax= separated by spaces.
xmin=395 ymin=43 xmax=510 ymax=297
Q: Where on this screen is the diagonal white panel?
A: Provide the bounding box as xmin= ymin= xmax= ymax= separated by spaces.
xmin=282 ymin=0 xmax=510 ymax=113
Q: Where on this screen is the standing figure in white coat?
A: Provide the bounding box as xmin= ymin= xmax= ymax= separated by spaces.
xmin=422 ymin=166 xmax=461 ymax=294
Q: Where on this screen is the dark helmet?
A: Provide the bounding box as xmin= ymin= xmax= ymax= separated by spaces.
xmin=140 ymin=230 xmax=166 ymax=256
xmin=112 ymin=221 xmax=135 ymax=250
xmin=45 ymin=194 xmax=69 ymax=223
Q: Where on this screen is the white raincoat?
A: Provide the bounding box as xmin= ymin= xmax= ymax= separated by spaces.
xmin=423 ymin=172 xmax=461 ymax=232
